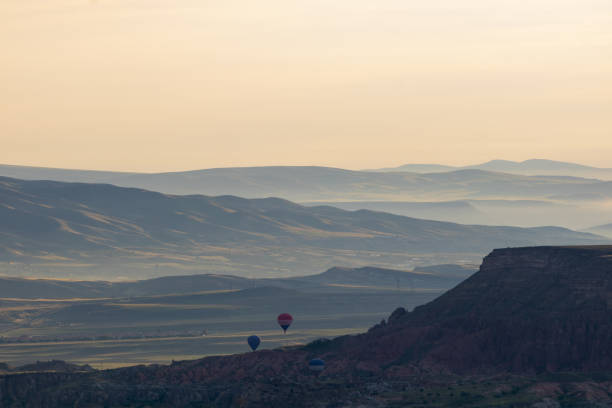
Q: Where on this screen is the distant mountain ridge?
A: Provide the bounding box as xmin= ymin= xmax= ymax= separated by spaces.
xmin=2 ymin=163 xmax=612 ymax=202
xmin=583 ymin=223 xmax=612 ymax=239
xmin=0 ymin=164 xmax=137 ymax=183
xmin=0 ymin=176 xmax=606 ymax=279
xmin=374 ymin=159 xmax=612 ymax=180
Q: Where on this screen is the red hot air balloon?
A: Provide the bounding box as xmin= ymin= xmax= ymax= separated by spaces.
xmin=277 ymin=313 xmax=293 ymax=333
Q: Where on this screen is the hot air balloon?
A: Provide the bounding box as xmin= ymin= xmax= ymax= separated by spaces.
xmin=277 ymin=313 xmax=293 ymax=333
xmin=247 ymin=335 xmax=260 ymax=351
xmin=309 ymin=358 xmax=325 ymax=372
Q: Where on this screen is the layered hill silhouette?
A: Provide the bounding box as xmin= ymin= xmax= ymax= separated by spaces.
xmin=0 ymin=176 xmax=606 ymax=278
xmin=0 ymin=265 xmax=475 ymax=299
xmin=375 ymin=159 xmax=612 ymax=180
xmin=585 ymin=223 xmax=612 ymax=239
xmin=4 ymin=163 xmax=612 ymax=231
xmin=302 ymin=198 xmax=612 ymax=230
xmin=2 ymin=163 xmax=612 ymax=202
xmin=1 ymin=246 xmax=610 ymax=407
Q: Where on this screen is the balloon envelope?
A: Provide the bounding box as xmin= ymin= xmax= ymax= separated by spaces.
xmin=247 ymin=335 xmax=260 ymax=351
xmin=277 ymin=313 xmax=293 ymax=332
xmin=309 ymin=358 xmax=325 ymax=372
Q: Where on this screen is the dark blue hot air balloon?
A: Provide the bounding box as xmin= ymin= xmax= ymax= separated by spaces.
xmin=247 ymin=335 xmax=260 ymax=351
xmin=309 ymin=358 xmax=325 ymax=372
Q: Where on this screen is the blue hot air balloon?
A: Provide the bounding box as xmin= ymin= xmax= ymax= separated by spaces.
xmin=247 ymin=335 xmax=261 ymax=351
xmin=309 ymin=358 xmax=325 ymax=372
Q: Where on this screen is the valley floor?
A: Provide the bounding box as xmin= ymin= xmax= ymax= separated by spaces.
xmin=0 ymin=288 xmax=441 ymax=368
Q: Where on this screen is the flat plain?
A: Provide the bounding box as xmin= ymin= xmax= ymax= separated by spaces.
xmin=0 ymin=272 xmax=447 ymax=368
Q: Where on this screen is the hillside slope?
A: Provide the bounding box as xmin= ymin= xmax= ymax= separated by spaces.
xmin=321 ymin=245 xmax=612 ymax=374
xmin=0 ymin=177 xmax=606 ymax=278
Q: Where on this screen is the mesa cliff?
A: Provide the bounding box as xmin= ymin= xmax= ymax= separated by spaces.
xmin=324 ymin=245 xmax=612 ymax=375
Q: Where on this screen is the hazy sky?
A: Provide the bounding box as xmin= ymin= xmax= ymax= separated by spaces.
xmin=1 ymin=0 xmax=611 ymax=171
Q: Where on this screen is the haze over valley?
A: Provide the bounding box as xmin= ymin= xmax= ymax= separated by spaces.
xmin=0 ymin=174 xmax=607 ymax=280
xmin=3 ymin=160 xmax=612 ymax=231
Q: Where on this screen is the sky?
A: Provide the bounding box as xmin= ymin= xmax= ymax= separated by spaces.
xmin=1 ymin=0 xmax=611 ymax=172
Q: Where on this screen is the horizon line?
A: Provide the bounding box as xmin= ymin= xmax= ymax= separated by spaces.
xmin=1 ymin=158 xmax=610 ymax=175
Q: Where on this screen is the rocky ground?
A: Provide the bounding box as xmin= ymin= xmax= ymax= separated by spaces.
xmin=1 ymin=364 xmax=611 ymax=407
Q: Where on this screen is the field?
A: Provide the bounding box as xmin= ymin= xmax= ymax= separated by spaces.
xmin=0 ymin=286 xmax=442 ymax=368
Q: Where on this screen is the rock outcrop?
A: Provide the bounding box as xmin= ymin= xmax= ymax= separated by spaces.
xmin=323 ymin=245 xmax=612 ymax=374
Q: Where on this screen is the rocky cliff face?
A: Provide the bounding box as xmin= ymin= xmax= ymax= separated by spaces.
xmin=326 ymin=246 xmax=612 ymax=374
xmin=1 ymin=246 xmax=611 ymax=407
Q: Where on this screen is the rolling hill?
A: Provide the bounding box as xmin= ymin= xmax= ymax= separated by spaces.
xmin=4 ymin=163 xmax=612 ymax=231
xmin=0 ymin=265 xmax=475 ymax=299
xmin=2 ymin=163 xmax=612 ymax=202
xmin=0 ymin=176 xmax=606 ymax=279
